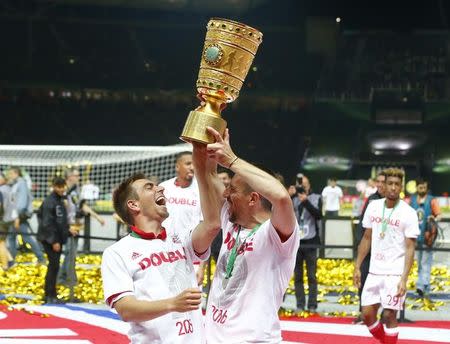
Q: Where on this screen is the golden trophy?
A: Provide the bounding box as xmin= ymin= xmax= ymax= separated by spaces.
xmin=181 ymin=18 xmax=263 ymax=143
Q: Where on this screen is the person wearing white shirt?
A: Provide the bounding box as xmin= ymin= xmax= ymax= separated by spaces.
xmin=101 ymin=143 xmax=222 ymax=344
xmin=0 ymin=172 xmax=14 ymax=270
xmin=321 ymin=178 xmax=343 ymax=217
xmin=160 ymin=151 xmax=205 ymax=285
xmin=80 ymin=180 xmax=100 ymax=201
xmin=364 ymin=178 xmax=377 ymax=198
xmin=204 ymin=127 xmax=299 ymax=344
xmin=209 ymin=169 xmax=232 ymax=266
xmin=353 ymin=168 xmax=419 ymax=344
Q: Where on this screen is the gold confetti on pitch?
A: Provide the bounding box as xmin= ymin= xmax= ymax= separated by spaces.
xmin=2 ymin=253 xmax=448 ymax=316
xmin=0 ymin=253 xmax=103 ymax=305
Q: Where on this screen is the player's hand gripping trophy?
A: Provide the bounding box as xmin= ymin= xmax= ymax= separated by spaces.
xmin=180 ymin=18 xmax=263 ymax=143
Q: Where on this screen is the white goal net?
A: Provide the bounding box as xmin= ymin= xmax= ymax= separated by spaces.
xmin=0 ymin=144 xmax=191 ymax=211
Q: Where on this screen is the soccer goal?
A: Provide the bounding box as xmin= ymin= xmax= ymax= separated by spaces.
xmin=0 ymin=143 xmax=191 ymax=211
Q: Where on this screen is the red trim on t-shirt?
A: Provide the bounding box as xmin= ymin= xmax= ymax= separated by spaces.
xmin=130 ymin=226 xmax=167 ymax=240
xmin=174 ymin=178 xmax=192 ymax=188
xmin=106 ymin=291 xmax=132 ymax=307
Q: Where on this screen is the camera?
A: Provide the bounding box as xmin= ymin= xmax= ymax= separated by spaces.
xmin=295 ymin=185 xmax=305 ymax=194
xmin=296 ymin=173 xmax=305 ymax=194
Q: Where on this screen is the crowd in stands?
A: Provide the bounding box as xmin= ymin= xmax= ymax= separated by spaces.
xmin=317 ymin=32 xmax=448 ymax=100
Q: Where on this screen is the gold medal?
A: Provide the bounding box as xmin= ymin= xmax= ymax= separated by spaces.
xmin=380 ymin=232 xmax=385 ymax=239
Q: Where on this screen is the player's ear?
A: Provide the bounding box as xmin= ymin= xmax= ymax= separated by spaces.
xmin=249 ymin=191 xmax=259 ymax=206
xmin=127 ymin=199 xmax=140 ymax=212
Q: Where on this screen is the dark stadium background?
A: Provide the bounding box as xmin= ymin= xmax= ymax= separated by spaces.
xmin=1 ymin=0 xmax=450 ymax=193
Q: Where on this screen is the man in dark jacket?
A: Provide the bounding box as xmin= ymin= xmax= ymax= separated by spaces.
xmin=37 ymin=177 xmax=69 ymax=304
xmin=292 ymin=175 xmax=322 ymax=312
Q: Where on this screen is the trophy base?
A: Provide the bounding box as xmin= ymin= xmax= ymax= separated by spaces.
xmin=180 ymin=110 xmax=227 ymax=144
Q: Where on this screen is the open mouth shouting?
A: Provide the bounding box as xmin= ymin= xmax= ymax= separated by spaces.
xmin=155 ymin=194 xmax=166 ymax=207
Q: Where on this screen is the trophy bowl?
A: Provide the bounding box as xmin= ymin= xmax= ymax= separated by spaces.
xmin=181 ymin=18 xmax=263 ymax=144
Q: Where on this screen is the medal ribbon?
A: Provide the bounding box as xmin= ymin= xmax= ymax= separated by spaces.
xmin=225 ymin=224 xmax=261 ymax=279
xmin=381 ymin=200 xmax=399 ymax=237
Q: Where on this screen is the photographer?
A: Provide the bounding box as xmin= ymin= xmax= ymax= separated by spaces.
xmin=292 ymin=174 xmax=322 ymax=312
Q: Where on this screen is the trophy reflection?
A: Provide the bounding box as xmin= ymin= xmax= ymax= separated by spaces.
xmin=181 ymin=18 xmax=263 ymax=143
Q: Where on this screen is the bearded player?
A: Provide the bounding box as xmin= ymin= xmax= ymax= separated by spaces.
xmin=203 ymin=127 xmax=299 ymax=343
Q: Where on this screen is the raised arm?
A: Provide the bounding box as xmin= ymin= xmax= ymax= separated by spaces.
xmin=191 ymin=142 xmax=223 ymax=255
xmin=206 ymin=127 xmax=297 ymax=240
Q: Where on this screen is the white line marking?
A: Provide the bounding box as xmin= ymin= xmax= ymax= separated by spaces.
xmin=16 ymin=305 xmax=130 ymax=335
xmin=0 ymin=328 xmax=77 ymax=337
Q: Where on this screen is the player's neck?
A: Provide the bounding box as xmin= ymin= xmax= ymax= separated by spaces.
xmin=241 ymin=211 xmax=270 ymax=229
xmin=176 ymin=177 xmax=192 ymax=188
xmin=417 ymin=194 xmax=427 ymax=202
xmin=385 ymin=198 xmax=399 ymax=208
xmin=133 ymin=217 xmax=164 ymax=235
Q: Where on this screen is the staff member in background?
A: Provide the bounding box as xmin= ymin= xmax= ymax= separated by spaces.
xmin=293 ymin=174 xmax=322 ymax=313
xmin=321 ymin=177 xmax=343 ymax=217
xmin=0 ymin=172 xmax=14 ymax=271
xmin=410 ymin=177 xmax=441 ymax=298
xmin=59 ymin=168 xmax=105 ymax=293
xmin=37 ymin=177 xmax=70 ymax=304
xmin=7 ymin=166 xmax=45 ymax=265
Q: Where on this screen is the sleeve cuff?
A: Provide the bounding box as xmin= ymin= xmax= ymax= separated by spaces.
xmin=194 ymin=247 xmax=210 ymax=262
xmin=105 ymin=291 xmax=134 ymax=308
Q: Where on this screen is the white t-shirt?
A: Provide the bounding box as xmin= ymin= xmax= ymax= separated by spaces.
xmin=160 ymin=177 xmax=203 ymax=240
xmin=321 ymin=185 xmax=343 ymax=211
xmin=101 ymin=230 xmax=208 ymax=344
xmin=364 ymin=186 xmax=377 ymax=198
xmin=81 ymin=183 xmax=100 ymax=200
xmin=205 ymin=202 xmax=299 ymax=343
xmin=362 ymin=198 xmax=419 ymax=275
